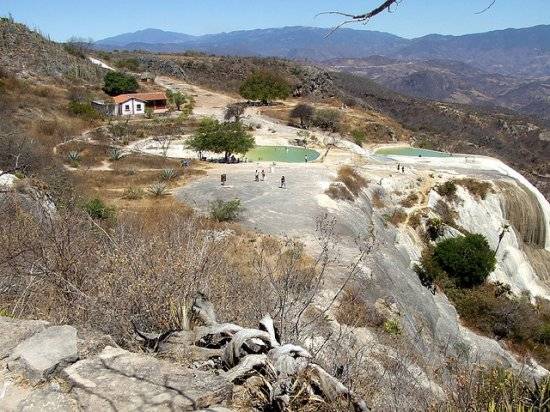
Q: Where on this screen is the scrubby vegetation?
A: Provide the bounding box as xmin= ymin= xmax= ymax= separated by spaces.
xmin=83 ymin=198 xmax=115 ymax=220
xmin=455 ymin=178 xmax=494 ymax=200
xmin=239 ymin=70 xmax=291 ymax=104
xmin=209 ymin=198 xmax=242 ymax=222
xmin=435 ymin=180 xmax=458 ymax=200
xmin=325 ymin=165 xmax=368 ymax=201
xmin=416 ymin=234 xmax=550 ymax=366
xmin=312 ymin=108 xmax=342 ymax=133
xmin=187 ymin=117 xmax=255 ymax=161
xmin=102 ymin=71 xmax=139 ymax=96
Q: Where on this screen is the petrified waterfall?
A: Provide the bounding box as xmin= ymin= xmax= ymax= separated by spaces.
xmin=497 ymin=181 xmax=547 ymax=248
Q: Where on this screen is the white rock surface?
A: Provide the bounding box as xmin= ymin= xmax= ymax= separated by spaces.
xmin=9 ymin=325 xmax=78 ymax=381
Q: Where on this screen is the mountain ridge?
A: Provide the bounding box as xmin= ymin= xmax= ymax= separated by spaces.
xmin=94 ymin=25 xmax=550 ymax=77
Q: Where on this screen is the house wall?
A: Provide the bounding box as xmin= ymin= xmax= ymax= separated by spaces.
xmin=118 ymin=99 xmax=145 ymax=116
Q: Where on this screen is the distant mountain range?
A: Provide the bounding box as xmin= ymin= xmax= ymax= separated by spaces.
xmin=96 ymin=25 xmax=550 ymax=77
xmin=96 ymin=25 xmax=550 ymax=120
xmin=324 ymin=57 xmax=550 ymax=120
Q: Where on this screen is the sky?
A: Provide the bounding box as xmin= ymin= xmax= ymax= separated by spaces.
xmin=1 ymin=0 xmax=548 ymax=42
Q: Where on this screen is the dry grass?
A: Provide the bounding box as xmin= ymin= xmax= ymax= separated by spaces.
xmin=114 ymin=154 xmax=185 ymax=170
xmin=325 ymin=182 xmax=354 ymax=201
xmin=57 ymin=142 xmax=109 ymax=167
xmin=387 ymin=208 xmax=407 ymax=226
xmin=454 ymin=178 xmax=493 ymax=200
xmin=400 ymin=192 xmax=419 ymax=208
xmin=371 ymin=188 xmax=386 ymax=209
xmin=335 ymin=288 xmax=384 ymax=328
xmin=337 ymin=166 xmax=368 ymax=196
xmin=408 ymin=211 xmax=423 ymax=229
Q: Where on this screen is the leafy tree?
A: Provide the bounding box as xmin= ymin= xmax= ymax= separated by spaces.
xmin=434 ymin=234 xmax=496 ymax=288
xmin=224 ymin=103 xmax=246 ymax=122
xmin=312 ymin=108 xmax=342 ymax=132
xmin=290 ymin=103 xmax=315 ymax=128
xmin=102 ymin=72 xmax=138 ymax=96
xmin=166 ymin=90 xmax=187 ymax=111
xmin=239 ymin=71 xmax=291 ymax=105
xmin=187 ymin=118 xmax=255 ymax=162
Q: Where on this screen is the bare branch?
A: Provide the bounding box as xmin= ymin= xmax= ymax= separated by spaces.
xmin=475 ymin=0 xmax=497 ymax=14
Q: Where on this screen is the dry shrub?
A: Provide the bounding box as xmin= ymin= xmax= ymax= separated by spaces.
xmin=326 ymin=182 xmax=354 ymax=201
xmin=408 ymin=211 xmax=422 ymax=229
xmin=0 ymin=200 xmax=344 ymax=347
xmin=335 ymin=288 xmax=383 ymax=328
xmin=387 ymin=208 xmax=407 ymax=226
xmin=400 ymin=192 xmax=419 ymax=208
xmin=336 ymin=166 xmax=368 ymax=197
xmin=454 ymin=178 xmax=493 ymax=200
xmin=434 ymin=199 xmax=458 ymax=227
xmin=371 ymin=188 xmax=385 ymax=209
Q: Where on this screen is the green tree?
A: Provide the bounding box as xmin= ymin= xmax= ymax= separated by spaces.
xmin=102 ymin=72 xmax=138 ymax=96
xmin=434 ymin=234 xmax=496 ymax=288
xmin=167 ymin=90 xmax=187 ymax=111
xmin=187 ymin=118 xmax=255 ymax=162
xmin=239 ymin=71 xmax=291 ymax=105
xmin=312 ymin=108 xmax=342 ymax=132
xmin=290 ymin=103 xmax=315 ymax=129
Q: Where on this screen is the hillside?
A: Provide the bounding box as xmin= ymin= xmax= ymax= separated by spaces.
xmin=0 ymin=18 xmax=103 ymax=81
xmin=95 ymin=25 xmax=550 ymax=77
xmin=2 ymin=19 xmax=550 ymax=410
xmin=105 ymin=51 xmax=550 ymax=200
xmin=324 ymin=57 xmax=550 ymax=120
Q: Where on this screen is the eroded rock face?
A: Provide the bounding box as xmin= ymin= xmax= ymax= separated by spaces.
xmin=62 ymin=346 xmax=232 ymax=411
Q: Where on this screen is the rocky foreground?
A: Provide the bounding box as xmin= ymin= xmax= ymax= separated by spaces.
xmin=0 ymin=295 xmax=365 ymax=411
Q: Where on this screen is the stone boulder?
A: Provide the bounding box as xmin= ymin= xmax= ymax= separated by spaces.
xmin=0 ymin=317 xmax=49 ymax=359
xmin=8 ymin=325 xmax=78 ymax=381
xmin=62 ymin=346 xmax=232 ymax=411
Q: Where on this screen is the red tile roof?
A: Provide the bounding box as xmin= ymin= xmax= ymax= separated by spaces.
xmin=113 ymin=92 xmax=167 ymax=104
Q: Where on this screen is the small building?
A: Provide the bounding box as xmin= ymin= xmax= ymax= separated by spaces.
xmin=113 ymin=92 xmax=168 ymax=116
xmin=140 ymin=72 xmax=155 ymax=83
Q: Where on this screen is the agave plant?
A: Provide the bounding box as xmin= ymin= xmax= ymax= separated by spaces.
xmin=160 ymin=168 xmax=177 ymax=181
xmin=67 ymin=151 xmax=81 ymax=166
xmin=122 ymin=186 xmax=144 ymax=200
xmin=109 ymin=147 xmax=124 ymax=161
xmin=148 ymin=182 xmax=168 ymax=197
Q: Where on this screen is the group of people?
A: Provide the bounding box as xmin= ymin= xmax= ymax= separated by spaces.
xmin=397 ymin=163 xmax=406 ymax=174
xmin=220 ymin=169 xmax=287 ymax=189
xmin=255 ymin=169 xmax=286 ymax=188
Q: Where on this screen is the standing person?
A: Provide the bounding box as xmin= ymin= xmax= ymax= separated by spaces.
xmin=255 ymin=170 xmax=259 ymax=182
xmin=280 ymin=176 xmax=286 ymax=189
xmin=401 ymin=165 xmax=405 ymax=174
xmin=305 ymin=154 xmax=308 ymax=163
xmin=261 ymin=169 xmax=266 ymax=181
xmin=221 ymin=174 xmax=226 ymax=186
xmin=397 ymin=163 xmax=400 ymax=171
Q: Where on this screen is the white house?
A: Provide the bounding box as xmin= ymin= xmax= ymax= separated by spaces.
xmin=112 ymin=92 xmax=168 ymax=116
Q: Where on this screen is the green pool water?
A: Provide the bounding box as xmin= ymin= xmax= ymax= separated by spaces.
xmin=245 ymin=146 xmax=320 ymax=163
xmin=375 ymin=147 xmax=451 ymax=158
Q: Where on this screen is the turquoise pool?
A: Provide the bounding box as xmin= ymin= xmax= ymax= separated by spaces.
xmin=375 ymin=147 xmax=451 ymax=158
xmin=246 ymin=146 xmax=320 ymax=163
